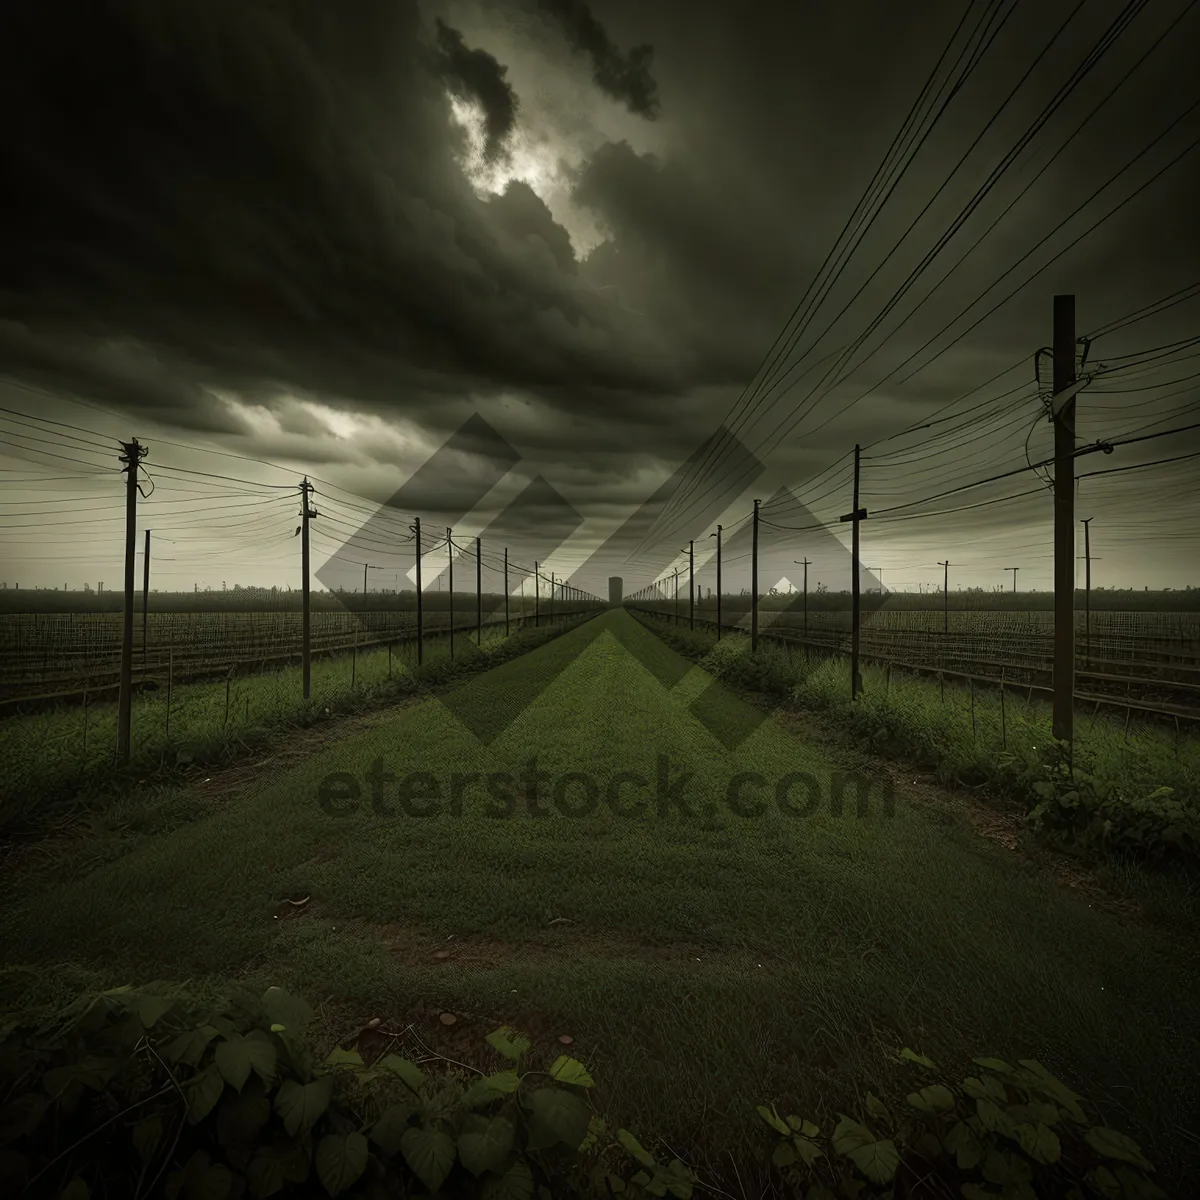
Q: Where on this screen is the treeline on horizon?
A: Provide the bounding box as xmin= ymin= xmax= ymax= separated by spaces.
xmin=0 ymin=586 xmax=1196 ymax=614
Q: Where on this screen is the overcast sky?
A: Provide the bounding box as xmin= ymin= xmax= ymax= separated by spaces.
xmin=1 ymin=0 xmax=1198 ymax=598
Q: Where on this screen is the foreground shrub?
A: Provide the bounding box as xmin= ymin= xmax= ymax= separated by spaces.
xmin=757 ymin=1047 xmax=1169 ymax=1199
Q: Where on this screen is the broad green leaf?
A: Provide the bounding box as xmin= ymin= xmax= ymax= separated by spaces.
xmin=898 ymin=1048 xmax=936 ymax=1068
xmin=549 ymin=1055 xmax=594 ymax=1088
xmin=215 ymin=1033 xmax=256 ymax=1091
xmin=771 ymin=1140 xmax=797 ymax=1168
xmin=185 ymin=1063 xmax=225 ymax=1125
xmin=981 ymin=1146 xmax=1032 ymax=1186
xmin=617 ymin=1128 xmax=656 ymax=1167
xmin=845 ymin=1138 xmax=899 ymax=1185
xmin=162 ymin=1026 xmax=219 ymax=1068
xmin=322 ymin=1047 xmax=364 ymax=1072
xmin=314 ymin=1132 xmax=368 ymax=1196
xmin=975 ymin=1097 xmax=1016 ymax=1137
xmin=485 ymin=1027 xmax=531 ymax=1061
xmin=526 ymin=1087 xmax=592 ymax=1151
xmin=1084 ymin=1165 xmax=1121 ymax=1199
xmin=831 ymin=1115 xmax=874 ymax=1156
xmin=906 ymin=1084 xmax=955 ymax=1115
xmin=377 ymin=1054 xmax=425 ymax=1093
xmin=786 ymin=1116 xmax=819 ymax=1137
xmin=962 ymin=1075 xmax=1006 ymax=1103
xmin=793 ymin=1134 xmax=823 ymax=1168
xmin=1084 ymin=1126 xmax=1154 ymax=1170
xmin=60 ymin=1175 xmax=89 ymax=1200
xmin=459 ymin=1114 xmax=515 ymax=1176
xmin=463 ymin=1070 xmax=521 ymax=1109
xmin=260 ymin=988 xmax=314 ymax=1033
xmin=367 ymin=1100 xmax=417 ymax=1155
xmin=275 ymin=1075 xmax=333 ymax=1137
xmin=1016 ymin=1121 xmax=1060 ymax=1164
xmin=973 ymin=1057 xmax=1013 ymax=1075
xmin=480 ymin=1159 xmax=535 ymax=1200
xmin=943 ymin=1119 xmax=984 ymax=1170
xmin=400 ymin=1125 xmax=456 ymax=1193
xmin=756 ymin=1105 xmax=790 ymax=1136
xmin=865 ymin=1093 xmax=891 ymax=1124
xmin=137 ymin=995 xmax=176 ymax=1028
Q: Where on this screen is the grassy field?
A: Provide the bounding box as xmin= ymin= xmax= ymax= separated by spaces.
xmin=2 ymin=608 xmax=1198 ymax=1190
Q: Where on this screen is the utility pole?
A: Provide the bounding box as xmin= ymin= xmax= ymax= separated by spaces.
xmin=673 ymin=567 xmax=679 ymax=625
xmin=1005 ymin=567 xmax=1020 ymax=594
xmin=1081 ymin=517 xmax=1092 ymax=669
xmin=840 ymin=446 xmax=867 ymax=699
xmin=142 ymin=528 xmax=151 ymax=673
xmin=794 ymin=558 xmax=811 ymax=638
xmin=503 ymin=547 xmax=509 ymax=636
xmin=476 ymin=536 xmax=482 ymax=645
xmin=534 ymin=562 xmax=540 ymax=627
xmin=684 ymin=540 xmax=694 ymax=630
xmin=711 ymin=525 xmax=722 ymax=639
xmin=938 ymin=561 xmax=949 ymax=634
xmin=363 ymin=561 xmax=368 ymax=595
xmin=550 ymin=571 xmax=556 ymax=621
xmin=447 ymin=529 xmax=454 ymax=660
xmin=1052 ymin=293 xmax=1076 ymax=745
xmin=751 ymin=499 xmax=760 ymax=652
xmin=117 ymin=438 xmax=147 ymax=764
xmin=412 ymin=517 xmax=423 ymax=665
xmin=299 ymin=478 xmax=317 ymax=699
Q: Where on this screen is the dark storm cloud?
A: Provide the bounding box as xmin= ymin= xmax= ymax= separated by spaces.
xmin=429 ymin=18 xmax=519 ymax=161
xmin=0 ymin=0 xmax=685 ymax=432
xmin=534 ymin=0 xmax=660 ymax=119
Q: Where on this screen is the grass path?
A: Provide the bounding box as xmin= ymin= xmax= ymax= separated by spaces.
xmin=2 ymin=609 xmax=1197 ymax=1184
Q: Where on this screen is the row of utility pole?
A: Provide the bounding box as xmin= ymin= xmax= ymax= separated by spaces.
xmin=112 ymin=460 xmax=598 ymax=763
xmin=629 ymin=295 xmax=1092 ymax=750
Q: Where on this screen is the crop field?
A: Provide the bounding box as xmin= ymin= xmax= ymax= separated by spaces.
xmin=0 ymin=593 xmax=579 ymax=704
xmin=639 ymin=600 xmax=1200 ymax=720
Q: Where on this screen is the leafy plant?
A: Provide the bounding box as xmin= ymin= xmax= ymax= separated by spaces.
xmin=1023 ymin=739 xmax=1198 ymax=862
xmin=756 ymin=1047 xmax=1170 ymax=1198
xmin=0 ymin=978 xmax=672 ymax=1199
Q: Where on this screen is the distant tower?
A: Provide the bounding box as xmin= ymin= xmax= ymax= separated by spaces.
xmin=609 ymin=576 xmax=623 ymax=605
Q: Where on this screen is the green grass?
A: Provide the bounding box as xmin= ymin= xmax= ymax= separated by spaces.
xmin=2 ymin=609 xmax=1198 ymax=1189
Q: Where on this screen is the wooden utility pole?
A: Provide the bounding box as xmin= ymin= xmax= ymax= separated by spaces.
xmin=938 ymin=560 xmax=949 ymax=634
xmin=673 ymin=568 xmax=679 ymax=625
xmin=687 ymin=540 xmax=695 ymax=630
xmin=503 ymin=547 xmax=509 ymax=636
xmin=412 ymin=517 xmax=423 ymax=665
xmin=117 ymin=438 xmax=147 ymax=763
xmin=550 ymin=571 xmax=556 ymax=621
xmin=711 ymin=525 xmax=722 ymax=640
xmin=534 ymin=562 xmax=540 ymax=627
xmin=840 ymin=446 xmax=867 ymax=699
xmin=794 ymin=558 xmax=811 ymax=638
xmin=1005 ymin=566 xmax=1020 ymax=594
xmin=142 ymin=528 xmax=151 ymax=673
xmin=476 ymin=537 xmax=482 ymax=645
xmin=751 ymin=499 xmax=760 ymax=652
xmin=447 ymin=529 xmax=454 ymax=659
xmin=1081 ymin=518 xmax=1092 ymax=668
xmin=299 ymin=478 xmax=317 ymax=699
xmin=1052 ymin=293 xmax=1076 ymax=745
xmin=363 ymin=561 xmax=368 ymax=595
